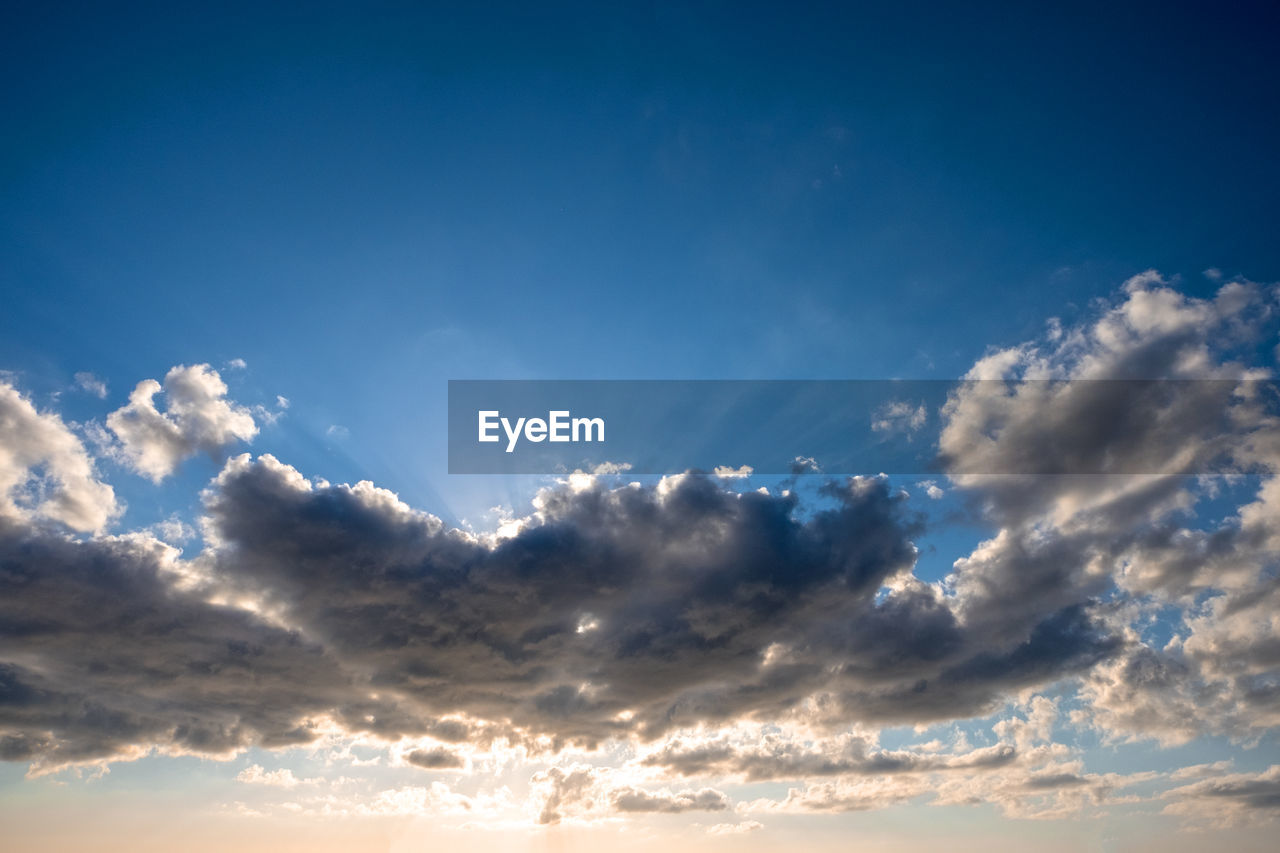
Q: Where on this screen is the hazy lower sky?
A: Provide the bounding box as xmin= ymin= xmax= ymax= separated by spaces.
xmin=2 ymin=3 xmax=1280 ymax=850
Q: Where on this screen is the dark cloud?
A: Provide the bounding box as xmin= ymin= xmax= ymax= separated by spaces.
xmin=195 ymin=456 xmax=1125 ymax=743
xmin=0 ymin=451 xmax=1126 ymax=768
xmin=406 ymin=747 xmax=464 ymax=769
xmin=2 ymin=274 xmax=1277 ymax=781
xmin=1185 ymin=775 xmax=1280 ymax=811
xmin=0 ymin=518 xmax=365 ymax=770
xmin=1024 ymin=772 xmax=1089 ymax=790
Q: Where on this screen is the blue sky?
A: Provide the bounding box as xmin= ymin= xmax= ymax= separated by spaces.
xmin=6 ymin=1 xmax=1278 ymax=526
xmin=3 ymin=3 xmax=1280 ymax=850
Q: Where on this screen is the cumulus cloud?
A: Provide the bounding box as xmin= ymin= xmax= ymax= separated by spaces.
xmin=790 ymin=455 xmax=821 ymax=474
xmin=1 ymin=272 xmax=1279 ymax=830
xmin=199 ymin=455 xmax=974 ymax=739
xmin=935 ymin=272 xmax=1280 ymax=744
xmin=237 ymin=764 xmax=305 ymax=788
xmin=0 ymin=381 xmax=118 ymax=532
xmin=107 ymin=364 xmax=257 ymax=481
xmin=917 ymin=479 xmax=944 ymax=499
xmin=0 ymin=520 xmax=371 ymax=773
xmin=0 ymin=445 xmax=1122 ymax=772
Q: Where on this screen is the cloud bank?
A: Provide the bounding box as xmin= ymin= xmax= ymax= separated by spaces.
xmin=1 ymin=272 xmax=1279 ymax=826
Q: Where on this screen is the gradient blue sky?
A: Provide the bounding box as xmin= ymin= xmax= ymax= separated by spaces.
xmin=5 ymin=1 xmax=1280 ymax=521
xmin=3 ymin=3 xmax=1280 ymax=849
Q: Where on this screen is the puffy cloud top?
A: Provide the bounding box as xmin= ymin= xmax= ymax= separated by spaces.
xmin=107 ymin=363 xmax=257 ymax=481
xmin=0 ymin=382 xmax=117 ymax=532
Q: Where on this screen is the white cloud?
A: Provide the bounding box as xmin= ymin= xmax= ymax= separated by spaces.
xmin=791 ymin=455 xmax=821 ymax=474
xmin=871 ymin=400 xmax=927 ymax=435
xmin=106 ymin=364 xmax=258 ymax=481
xmin=917 ymin=479 xmax=945 ymax=499
xmin=150 ymin=514 xmax=197 ymax=545
xmin=73 ymin=372 xmax=108 ymax=399
xmin=0 ymin=381 xmax=118 ymax=532
xmin=237 ymin=764 xmax=303 ymax=788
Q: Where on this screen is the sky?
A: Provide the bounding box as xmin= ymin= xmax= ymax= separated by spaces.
xmin=2 ymin=2 xmax=1280 ymax=850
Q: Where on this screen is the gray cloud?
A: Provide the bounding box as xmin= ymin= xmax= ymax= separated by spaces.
xmin=1164 ymin=766 xmax=1280 ymax=825
xmin=405 ymin=747 xmax=464 ymax=769
xmin=641 ymin=734 xmax=1016 ymax=781
xmin=193 ymin=454 xmax=1128 ymax=743
xmin=528 ymin=764 xmax=730 ymax=824
xmin=1 ymin=274 xmax=1278 ymax=813
xmin=0 ymin=448 xmax=1126 ymax=769
xmin=934 ymin=273 xmax=1280 ymax=745
xmin=610 ymin=785 xmax=729 ymax=813
xmin=0 ymin=518 xmax=358 ymax=771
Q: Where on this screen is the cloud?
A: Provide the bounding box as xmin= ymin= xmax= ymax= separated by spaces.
xmin=917 ymin=479 xmax=944 ymax=500
xmin=200 ymin=456 xmax=984 ymax=739
xmin=2 ymin=272 xmax=1280 ymax=830
xmin=611 ymin=785 xmax=729 ymax=813
xmin=1163 ymin=765 xmax=1280 ymax=826
xmin=531 ymin=766 xmax=600 ymax=824
xmin=933 ymin=273 xmax=1280 ymax=744
xmin=529 ymin=764 xmax=730 ymax=824
xmin=744 ymin=749 xmax=1155 ymax=821
xmin=150 ymin=514 xmax=197 ymax=545
xmin=405 ymin=747 xmax=465 ymax=770
xmin=790 ymin=455 xmax=821 ymax=474
xmin=73 ymin=372 xmax=108 ymax=399
xmin=237 ymin=764 xmax=304 ymax=788
xmin=107 ymin=364 xmax=258 ymax=481
xmin=640 ymin=731 xmax=1017 ymax=781
xmin=712 ymin=465 xmax=753 ymax=479
xmin=0 ymin=445 xmax=1120 ymax=771
xmin=0 ymin=519 xmax=369 ymax=773
xmin=871 ymin=400 xmax=927 ymax=435
xmin=708 ymin=820 xmax=763 ymax=834
xmin=0 ymin=381 xmax=118 ymax=532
